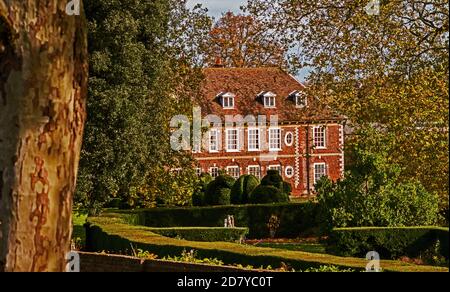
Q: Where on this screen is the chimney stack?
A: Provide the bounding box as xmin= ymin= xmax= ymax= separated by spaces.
xmin=214 ymin=57 xmax=225 ymax=68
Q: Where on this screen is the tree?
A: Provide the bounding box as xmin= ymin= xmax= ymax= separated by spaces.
xmin=75 ymin=0 xmax=210 ymax=213
xmin=204 ymin=12 xmax=290 ymax=69
xmin=246 ymin=0 xmax=449 ymax=216
xmin=316 ymin=146 xmax=439 ymax=230
xmin=0 ymin=1 xmax=88 ymax=272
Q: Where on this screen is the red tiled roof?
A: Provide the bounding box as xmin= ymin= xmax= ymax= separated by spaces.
xmin=197 ymin=67 xmax=346 ymax=124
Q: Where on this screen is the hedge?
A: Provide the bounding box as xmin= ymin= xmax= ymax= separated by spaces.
xmin=327 ymin=227 xmax=449 ymax=260
xmin=146 ymin=227 xmax=249 ymax=242
xmin=114 ymin=202 xmax=321 ymax=239
xmin=249 ymin=185 xmax=289 ymax=204
xmin=84 ymin=215 xmax=448 ymax=272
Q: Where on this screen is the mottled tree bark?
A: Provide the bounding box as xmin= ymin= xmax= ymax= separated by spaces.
xmin=0 ymin=0 xmax=87 ymax=272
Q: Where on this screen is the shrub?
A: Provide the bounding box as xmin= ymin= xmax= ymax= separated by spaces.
xmin=327 ymin=227 xmax=449 ymax=261
xmin=147 ymin=227 xmax=249 ymax=242
xmin=249 ymin=185 xmax=289 ymax=204
xmin=120 ymin=202 xmax=319 ymax=239
xmin=204 ymin=175 xmax=236 ymax=206
xmin=316 ymin=149 xmax=439 ymax=230
xmin=261 ymin=170 xmax=283 ymax=186
xmin=231 ymin=175 xmax=260 ymax=205
xmin=192 ymin=173 xmax=213 ymax=207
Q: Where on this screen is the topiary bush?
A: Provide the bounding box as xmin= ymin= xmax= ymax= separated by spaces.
xmin=204 ymin=175 xmax=236 ymax=206
xmin=249 ymin=185 xmax=289 ymax=204
xmin=230 ymin=175 xmax=260 ymax=205
xmin=192 ymin=173 xmax=213 ymax=206
xmin=261 ymin=170 xmax=292 ymax=197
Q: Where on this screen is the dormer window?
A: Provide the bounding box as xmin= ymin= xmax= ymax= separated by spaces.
xmin=290 ymin=91 xmax=308 ymax=108
xmin=260 ymin=91 xmax=276 ymax=108
xmin=219 ymin=92 xmax=235 ymax=109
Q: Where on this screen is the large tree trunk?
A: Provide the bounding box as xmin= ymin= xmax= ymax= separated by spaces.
xmin=0 ymin=0 xmax=87 ymax=272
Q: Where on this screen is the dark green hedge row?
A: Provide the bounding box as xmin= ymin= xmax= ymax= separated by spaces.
xmin=327 ymin=227 xmax=449 ymax=260
xmin=147 ymin=227 xmax=248 ymax=242
xmin=115 ymin=202 xmax=320 ymax=239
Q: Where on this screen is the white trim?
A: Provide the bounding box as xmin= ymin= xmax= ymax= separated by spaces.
xmin=268 ymin=165 xmax=282 ymax=174
xmin=226 ymin=128 xmax=240 ymax=153
xmin=285 ymin=166 xmax=294 ymax=178
xmin=313 ymin=126 xmax=327 ymax=149
xmin=209 ymin=167 xmax=219 ymax=178
xmin=247 ymin=165 xmax=261 ymax=179
xmin=313 ymin=163 xmax=327 ymax=184
xmin=219 ymin=92 xmax=235 ymax=109
xmin=247 ymin=128 xmax=261 ymax=151
xmin=269 ymin=128 xmax=282 ymax=151
xmin=294 ymin=92 xmax=308 ymax=108
xmin=284 ymin=132 xmax=294 ymax=147
xmin=226 ymin=166 xmax=240 ymax=179
xmin=209 ymin=129 xmax=220 ymax=153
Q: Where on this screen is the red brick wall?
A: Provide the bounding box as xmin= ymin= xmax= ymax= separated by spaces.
xmin=193 ymin=123 xmax=344 ymax=197
xmin=79 ymin=252 xmax=260 ymax=272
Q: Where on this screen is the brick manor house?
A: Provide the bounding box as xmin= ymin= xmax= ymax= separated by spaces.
xmin=193 ymin=67 xmax=346 ymax=197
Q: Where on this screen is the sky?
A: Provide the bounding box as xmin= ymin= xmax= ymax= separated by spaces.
xmin=187 ymin=0 xmax=247 ymax=18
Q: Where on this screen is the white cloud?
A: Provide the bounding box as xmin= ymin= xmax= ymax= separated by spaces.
xmin=187 ymin=0 xmax=247 ymax=18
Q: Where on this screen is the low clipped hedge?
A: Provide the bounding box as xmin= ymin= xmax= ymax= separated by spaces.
xmin=115 ymin=202 xmax=320 ymax=239
xmin=327 ymin=227 xmax=449 ymax=260
xmin=84 ymin=216 xmax=448 ymax=272
xmin=146 ymin=227 xmax=248 ymax=242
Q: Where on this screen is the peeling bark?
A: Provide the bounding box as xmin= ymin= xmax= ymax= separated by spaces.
xmin=0 ymin=0 xmax=87 ymax=272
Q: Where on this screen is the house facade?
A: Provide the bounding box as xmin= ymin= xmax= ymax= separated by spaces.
xmin=193 ymin=67 xmax=346 ymax=197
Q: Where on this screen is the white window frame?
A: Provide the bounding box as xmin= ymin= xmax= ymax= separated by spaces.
xmin=209 ymin=129 xmax=220 ymax=153
xmin=195 ymin=168 xmax=202 ymax=176
xmin=285 ymin=166 xmax=294 ymax=178
xmin=295 ymin=92 xmax=308 ymax=108
xmin=227 ymin=166 xmax=240 ymax=179
xmin=248 ymin=165 xmax=261 ymax=179
xmin=284 ymin=132 xmax=294 ymax=147
xmin=314 ymin=163 xmax=327 ymax=184
xmin=248 ymin=128 xmax=261 ymax=151
xmin=226 ymin=128 xmax=240 ymax=153
xmin=210 ymin=167 xmax=219 ymax=178
xmin=222 ymin=93 xmax=235 ymax=109
xmin=268 ymin=165 xmax=282 ymax=174
xmin=313 ymin=126 xmax=327 ymax=149
xmin=269 ymin=128 xmax=282 ymax=151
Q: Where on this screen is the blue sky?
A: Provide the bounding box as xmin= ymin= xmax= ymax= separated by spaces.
xmin=187 ymin=0 xmax=247 ymax=18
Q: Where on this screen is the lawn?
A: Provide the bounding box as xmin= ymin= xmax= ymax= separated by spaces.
xmin=85 ymin=213 xmax=449 ymax=272
xmin=250 ymin=242 xmax=327 ymax=254
xmin=72 ymin=211 xmax=88 ymax=249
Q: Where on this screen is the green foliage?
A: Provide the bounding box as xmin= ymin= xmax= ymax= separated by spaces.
xmin=230 ymin=175 xmax=260 ymax=204
xmin=249 ymin=185 xmax=289 ymax=204
xmin=259 ymin=170 xmax=292 ymax=197
xmin=162 ymin=249 xmax=225 ymax=266
xmin=75 ymin=0 xmax=211 ymax=212
xmin=85 ymin=215 xmax=448 ymax=272
xmin=327 ymin=227 xmax=449 ymax=262
xmin=148 ymin=227 xmax=248 ymax=242
xmin=204 ymin=175 xmax=236 ymax=206
xmin=119 ymin=202 xmax=320 ymax=239
xmin=303 ymin=265 xmax=355 ymax=273
xmin=192 ymin=173 xmax=213 ymax=206
xmin=316 ymin=147 xmax=439 ymax=230
xmin=245 ymin=0 xmax=449 ymax=218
